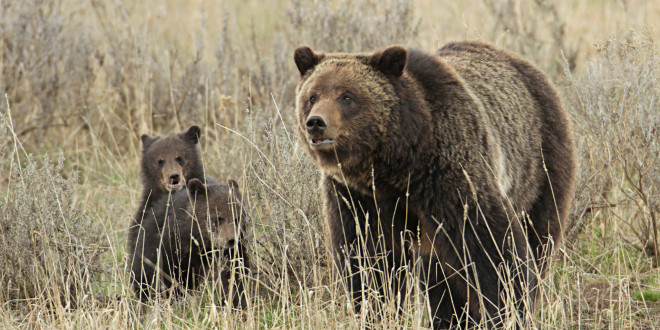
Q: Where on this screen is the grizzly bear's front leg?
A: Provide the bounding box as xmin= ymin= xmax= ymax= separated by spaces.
xmin=323 ymin=176 xmax=370 ymax=315
xmin=323 ymin=176 xmax=404 ymax=319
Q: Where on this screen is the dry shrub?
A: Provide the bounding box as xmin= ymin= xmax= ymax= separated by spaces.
xmin=0 ymin=0 xmax=420 ymax=151
xmin=244 ymin=123 xmax=326 ymax=287
xmin=286 ymin=0 xmax=419 ymax=52
xmin=0 ymin=0 xmax=244 ymax=149
xmin=481 ymin=0 xmax=580 ymax=74
xmin=0 ymin=113 xmax=103 ymax=307
xmin=564 ymin=30 xmax=659 ymax=261
xmin=0 ymin=0 xmax=98 ymax=147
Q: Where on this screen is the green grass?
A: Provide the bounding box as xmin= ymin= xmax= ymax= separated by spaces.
xmin=635 ymin=290 xmax=660 ymax=303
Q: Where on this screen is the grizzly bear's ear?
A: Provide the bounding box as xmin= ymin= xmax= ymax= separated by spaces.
xmin=182 ymin=125 xmax=201 ymax=144
xmin=294 ymin=46 xmax=324 ymax=76
xmin=187 ymin=178 xmax=206 ymax=196
xmin=368 ymin=46 xmax=408 ymax=78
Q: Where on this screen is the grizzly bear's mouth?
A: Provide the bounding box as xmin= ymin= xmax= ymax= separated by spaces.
xmin=310 ymin=138 xmax=335 ymax=148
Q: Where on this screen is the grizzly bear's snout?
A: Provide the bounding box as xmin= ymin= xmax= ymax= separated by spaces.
xmin=306 ymin=115 xmax=327 ymax=134
xmin=156 ymin=152 xmax=189 ymax=192
xmin=306 ymin=115 xmax=336 ymax=148
xmin=305 ymin=98 xmax=345 ymax=150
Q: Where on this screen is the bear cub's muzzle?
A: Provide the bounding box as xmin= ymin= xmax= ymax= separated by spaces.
xmin=166 ymin=173 xmax=184 ymax=191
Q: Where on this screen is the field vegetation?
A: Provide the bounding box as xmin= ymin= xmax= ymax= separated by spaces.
xmin=0 ymin=0 xmax=658 ymax=328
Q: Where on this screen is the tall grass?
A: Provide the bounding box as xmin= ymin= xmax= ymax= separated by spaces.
xmin=0 ymin=112 xmax=102 ymax=311
xmin=565 ymin=29 xmax=659 ymax=257
xmin=0 ymin=0 xmax=658 ymax=328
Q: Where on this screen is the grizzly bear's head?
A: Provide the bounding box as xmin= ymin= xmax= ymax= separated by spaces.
xmin=293 ymin=46 xmax=410 ymax=182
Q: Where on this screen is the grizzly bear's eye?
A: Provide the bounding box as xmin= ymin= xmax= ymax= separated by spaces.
xmin=216 ymin=216 xmax=225 ymax=224
xmin=341 ymin=96 xmax=352 ymax=104
xmin=157 ymin=159 xmax=164 ymax=167
xmin=176 ymin=156 xmax=183 ymax=164
xmin=309 ymin=95 xmax=317 ymax=104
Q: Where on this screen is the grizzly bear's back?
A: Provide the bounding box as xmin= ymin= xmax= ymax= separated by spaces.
xmin=438 ymin=44 xmax=546 ymax=210
xmin=402 ymin=41 xmax=575 ymax=269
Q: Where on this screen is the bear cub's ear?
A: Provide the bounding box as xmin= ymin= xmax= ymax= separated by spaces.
xmin=227 ymin=179 xmax=239 ymax=191
xmin=140 ymin=134 xmax=155 ymax=148
xmin=368 ymin=46 xmax=408 ymax=78
xmin=227 ymin=178 xmax=247 ymax=205
xmin=182 ymin=125 xmax=201 ymax=144
xmin=294 ymin=46 xmax=324 ymax=76
xmin=227 ymin=179 xmax=242 ymax=199
xmin=187 ymin=178 xmax=206 ymax=196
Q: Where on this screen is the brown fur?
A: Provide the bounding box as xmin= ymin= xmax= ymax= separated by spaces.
xmin=135 ymin=126 xmax=206 ymax=223
xmin=128 ymin=178 xmax=250 ymax=306
xmin=294 ymin=41 xmax=575 ymax=327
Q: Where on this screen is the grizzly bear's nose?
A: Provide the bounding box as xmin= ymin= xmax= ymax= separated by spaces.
xmin=169 ymin=173 xmax=180 ymax=184
xmin=306 ymin=116 xmax=327 ymax=134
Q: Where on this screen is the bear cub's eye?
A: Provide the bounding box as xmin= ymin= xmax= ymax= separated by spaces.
xmin=175 ymin=156 xmax=183 ymax=164
xmin=216 ymin=216 xmax=225 ymax=224
xmin=309 ymin=95 xmax=317 ymax=104
xmin=157 ymin=159 xmax=164 ymax=167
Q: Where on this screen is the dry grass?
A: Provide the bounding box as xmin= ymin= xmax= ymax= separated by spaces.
xmin=1 ymin=0 xmax=658 ymax=328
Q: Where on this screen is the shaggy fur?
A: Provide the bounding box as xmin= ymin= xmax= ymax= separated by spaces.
xmin=134 ymin=125 xmax=206 ymax=223
xmin=294 ymin=41 xmax=575 ymax=327
xmin=128 ymin=178 xmax=250 ymax=307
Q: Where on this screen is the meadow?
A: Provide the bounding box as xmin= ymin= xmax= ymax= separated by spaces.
xmin=0 ymin=0 xmax=658 ymax=328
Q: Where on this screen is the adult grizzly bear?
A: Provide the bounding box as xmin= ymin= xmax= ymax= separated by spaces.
xmin=135 ymin=125 xmax=207 ymax=223
xmin=128 ymin=178 xmax=250 ymax=306
xmin=293 ymin=41 xmax=575 ymax=327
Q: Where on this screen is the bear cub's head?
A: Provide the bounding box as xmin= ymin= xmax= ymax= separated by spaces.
xmin=140 ymin=126 xmax=204 ymax=194
xmin=180 ymin=179 xmax=249 ymax=307
xmin=182 ymin=178 xmax=248 ymax=254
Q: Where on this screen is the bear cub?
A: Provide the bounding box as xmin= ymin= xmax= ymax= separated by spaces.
xmin=135 ymin=125 xmax=207 ymax=222
xmin=128 ymin=178 xmax=250 ymax=307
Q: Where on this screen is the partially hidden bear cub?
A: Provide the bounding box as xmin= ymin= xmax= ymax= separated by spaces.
xmin=128 ymin=178 xmax=250 ymax=306
xmin=293 ymin=41 xmax=576 ymax=327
